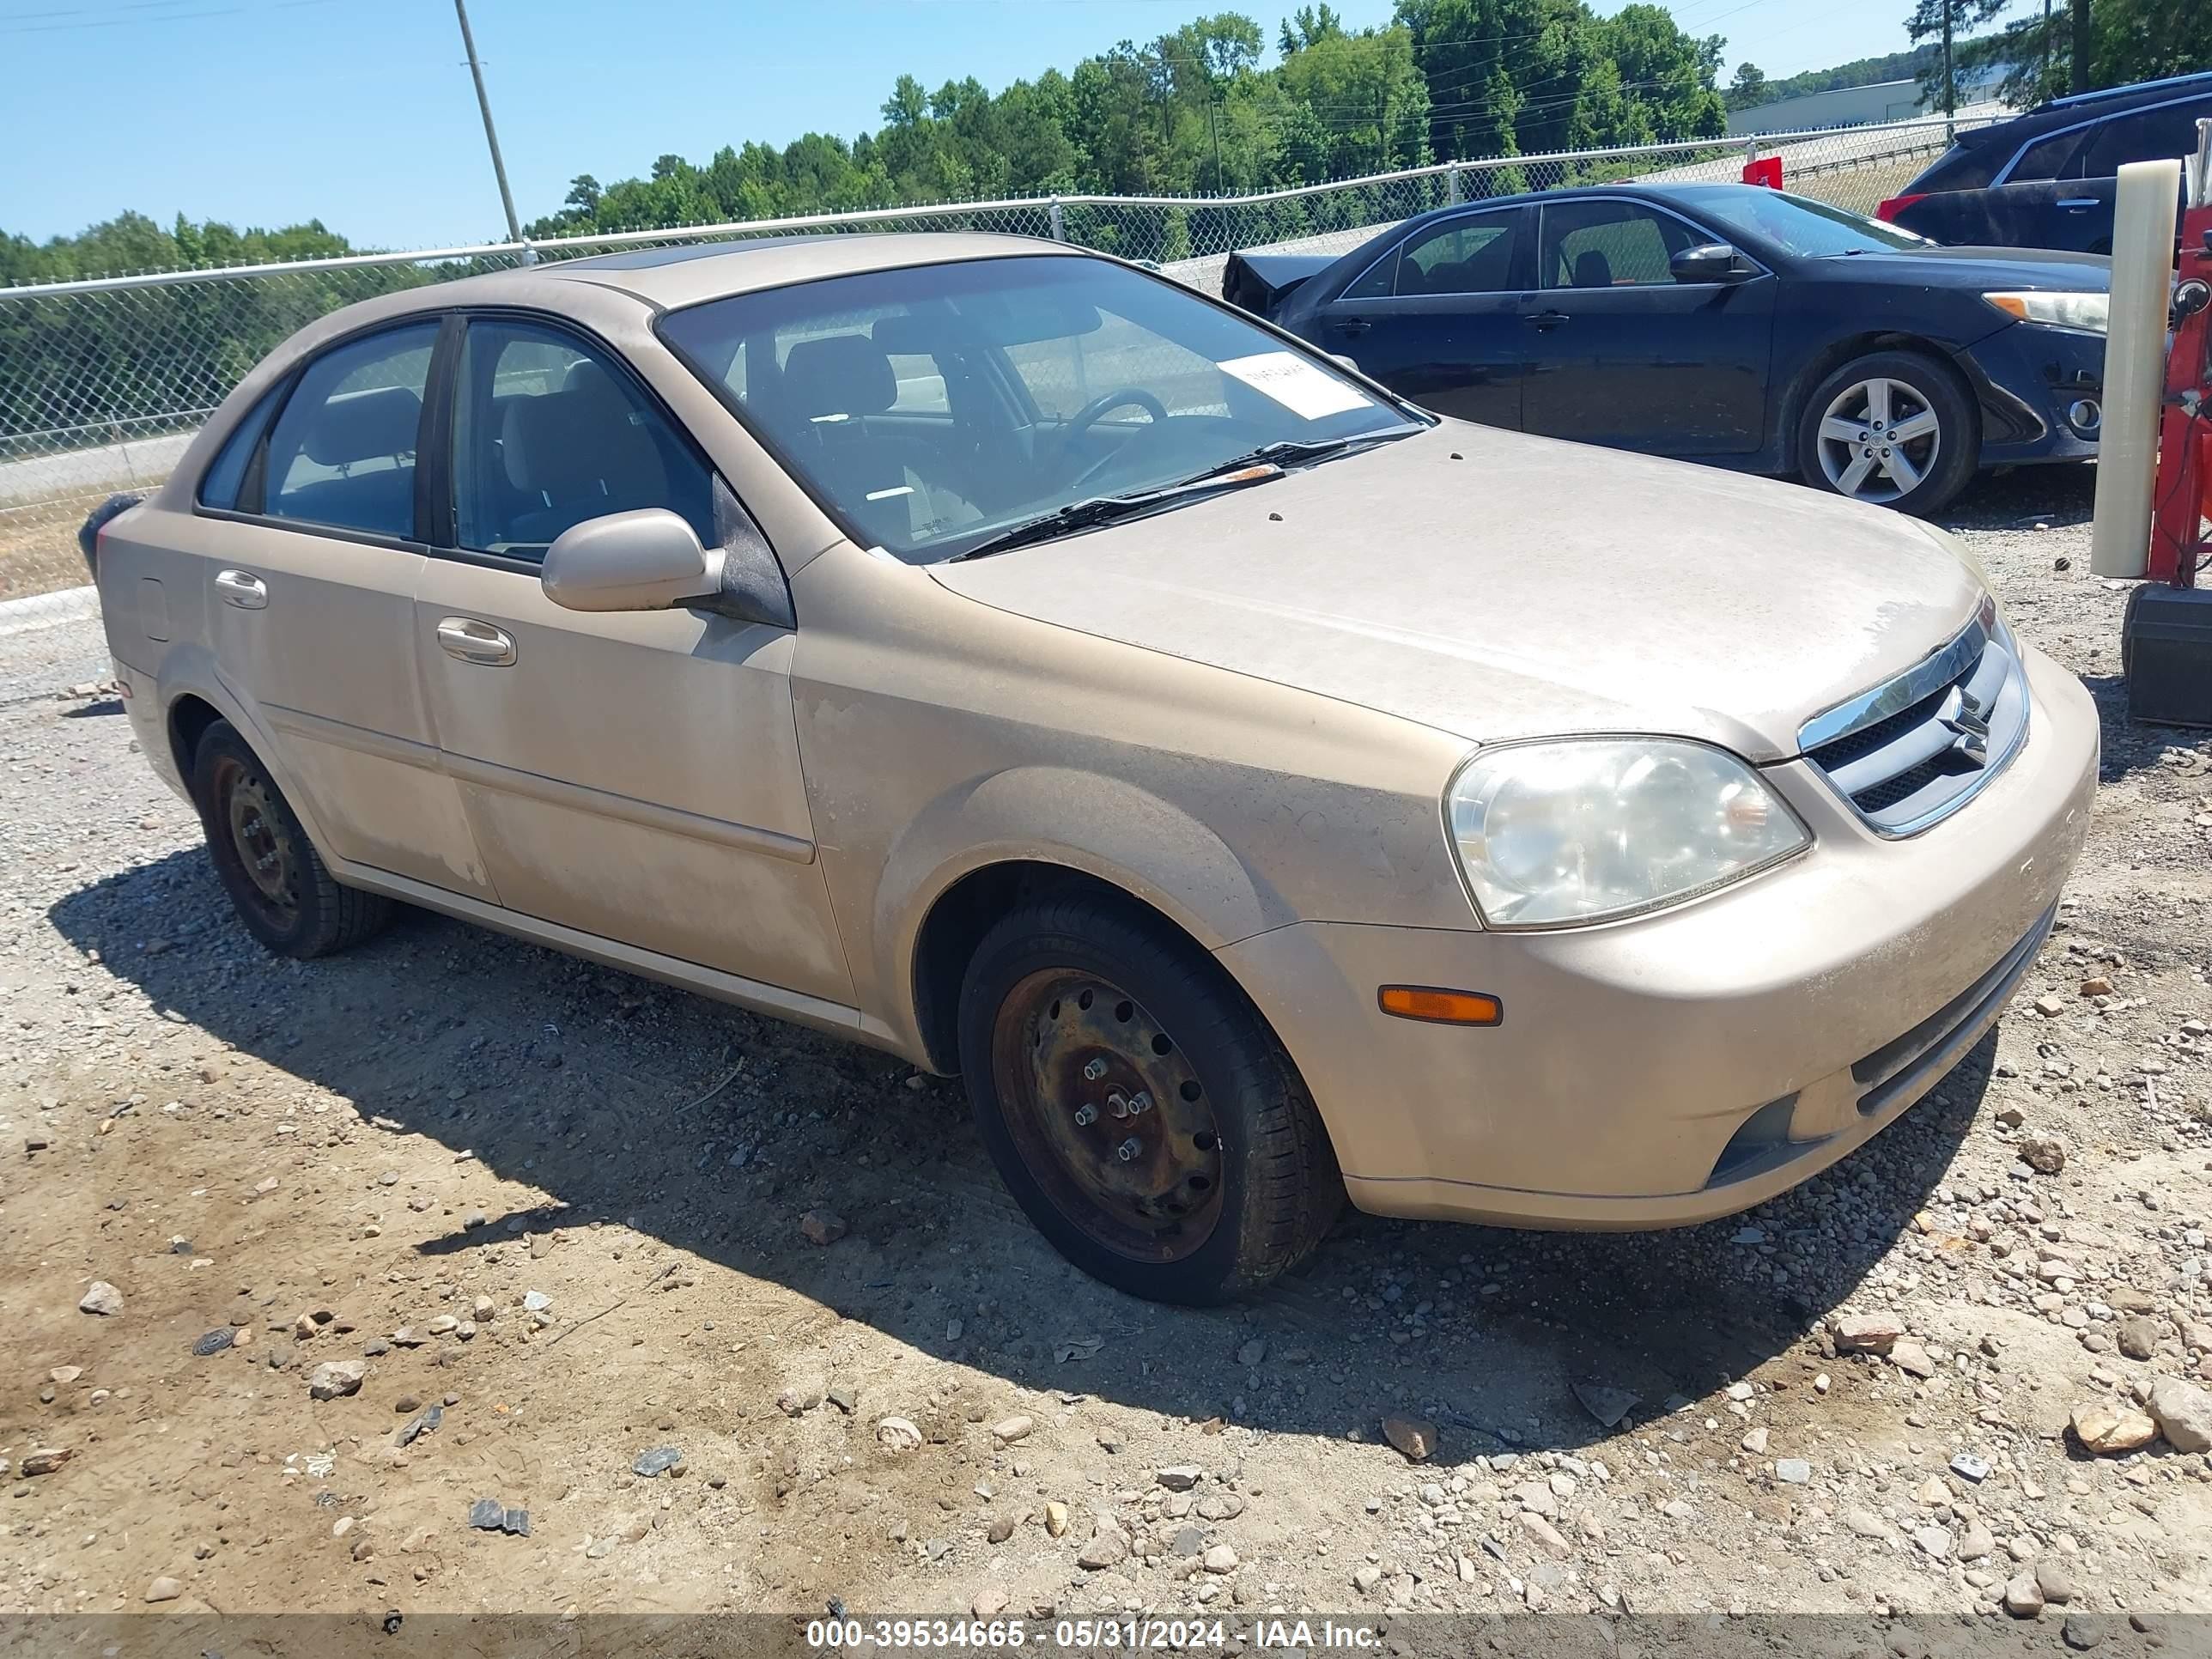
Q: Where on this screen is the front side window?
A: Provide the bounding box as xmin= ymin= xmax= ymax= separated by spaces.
xmin=262 ymin=323 xmax=439 ymax=538
xmin=451 ymin=319 xmax=714 ymax=558
xmin=1395 ymin=216 xmax=1521 ymax=295
xmin=658 ymin=255 xmax=1413 ymax=563
xmin=2080 ymin=100 xmax=2212 ymax=176
xmin=1540 ymin=201 xmax=1693 ymax=289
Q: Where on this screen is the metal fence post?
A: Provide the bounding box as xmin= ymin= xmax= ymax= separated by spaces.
xmin=1445 ymin=161 xmax=1462 ymax=205
xmin=1743 ymin=137 xmax=1760 ymax=175
xmin=1048 ymin=197 xmax=1066 ymax=241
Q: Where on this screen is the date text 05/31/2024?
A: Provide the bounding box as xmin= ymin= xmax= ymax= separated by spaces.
xmin=801 ymin=1617 xmax=1382 ymax=1649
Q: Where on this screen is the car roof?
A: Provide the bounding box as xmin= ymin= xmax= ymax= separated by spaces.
xmin=428 ymin=229 xmax=1075 ymax=313
xmin=1954 ymin=70 xmax=2212 ymax=145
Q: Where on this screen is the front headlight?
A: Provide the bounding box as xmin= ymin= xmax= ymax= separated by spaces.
xmin=1984 ymin=290 xmax=2107 ymax=334
xmin=1446 ymin=738 xmax=1809 ymax=929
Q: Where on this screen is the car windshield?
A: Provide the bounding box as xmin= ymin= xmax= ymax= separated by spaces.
xmin=657 ymin=253 xmax=1418 ymax=562
xmin=1664 ymin=187 xmax=1933 ymax=257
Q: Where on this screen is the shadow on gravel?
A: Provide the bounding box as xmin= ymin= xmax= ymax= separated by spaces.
xmin=52 ymin=848 xmax=1987 ymax=1464
xmin=2081 ymin=672 xmax=2206 ymax=783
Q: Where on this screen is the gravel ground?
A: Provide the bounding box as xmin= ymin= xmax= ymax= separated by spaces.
xmin=3 ymin=463 xmax=2211 ymax=1646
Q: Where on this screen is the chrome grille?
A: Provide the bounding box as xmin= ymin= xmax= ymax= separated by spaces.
xmin=1800 ymin=599 xmax=2030 ymax=836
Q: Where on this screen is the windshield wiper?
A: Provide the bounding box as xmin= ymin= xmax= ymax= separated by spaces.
xmin=949 ymin=461 xmax=1286 ymax=562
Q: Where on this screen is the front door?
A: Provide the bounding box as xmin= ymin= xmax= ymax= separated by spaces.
xmin=1310 ymin=205 xmax=1533 ymax=429
xmin=412 ymin=314 xmax=854 ymax=1006
xmin=1522 ymin=198 xmax=1777 ymax=457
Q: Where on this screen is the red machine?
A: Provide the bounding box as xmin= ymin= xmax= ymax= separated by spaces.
xmin=2148 ymin=196 xmax=2212 ymax=586
xmin=2124 ymin=125 xmax=2212 ymax=726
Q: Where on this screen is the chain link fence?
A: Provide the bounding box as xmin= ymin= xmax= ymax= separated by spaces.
xmin=0 ymin=113 xmax=1997 ymax=600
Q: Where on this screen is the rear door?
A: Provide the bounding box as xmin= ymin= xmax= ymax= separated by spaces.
xmin=197 ymin=319 xmax=495 ymax=897
xmin=1520 ymin=198 xmax=1776 ymax=457
xmin=410 ymin=312 xmax=854 ymax=1006
xmin=1306 ymin=205 xmax=1533 ymax=429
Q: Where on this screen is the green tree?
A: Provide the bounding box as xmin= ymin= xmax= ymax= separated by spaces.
xmin=1727 ymin=62 xmax=1768 ymax=109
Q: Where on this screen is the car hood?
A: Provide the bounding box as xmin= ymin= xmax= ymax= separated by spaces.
xmin=1834 ymin=244 xmax=2112 ymax=291
xmin=929 ymin=423 xmax=1984 ymax=761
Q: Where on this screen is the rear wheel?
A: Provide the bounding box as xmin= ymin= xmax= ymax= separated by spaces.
xmin=1796 ymin=350 xmax=1978 ymax=518
xmin=957 ymin=896 xmax=1340 ymax=1304
xmin=191 ymin=720 xmax=389 ymax=957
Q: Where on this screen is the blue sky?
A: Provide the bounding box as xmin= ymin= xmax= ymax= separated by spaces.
xmin=1 ymin=0 xmax=2002 ymax=249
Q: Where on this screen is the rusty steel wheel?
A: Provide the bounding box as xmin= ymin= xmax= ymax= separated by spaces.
xmin=990 ymin=969 xmax=1224 ymax=1263
xmin=212 ymin=755 xmax=303 ymax=934
xmin=191 ymin=720 xmax=390 ymax=958
xmin=958 ymin=894 xmax=1342 ymax=1304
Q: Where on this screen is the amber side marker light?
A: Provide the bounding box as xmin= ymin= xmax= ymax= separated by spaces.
xmin=1378 ymin=986 xmax=1503 ymax=1026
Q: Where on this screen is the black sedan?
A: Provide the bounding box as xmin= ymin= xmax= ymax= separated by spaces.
xmin=1226 ymin=183 xmax=2111 ymax=516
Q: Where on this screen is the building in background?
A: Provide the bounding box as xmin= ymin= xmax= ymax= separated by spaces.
xmin=1729 ymin=66 xmax=2008 ymax=135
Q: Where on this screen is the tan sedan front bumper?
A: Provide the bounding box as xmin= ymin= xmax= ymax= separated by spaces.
xmin=1218 ymin=645 xmax=2100 ymax=1230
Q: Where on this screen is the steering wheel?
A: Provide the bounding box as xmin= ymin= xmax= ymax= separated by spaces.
xmin=1061 ymin=387 xmax=1170 ymax=493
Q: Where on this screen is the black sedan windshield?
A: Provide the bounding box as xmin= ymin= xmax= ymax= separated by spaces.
xmin=659 ymin=254 xmax=1414 ymax=562
xmin=1663 ymin=186 xmax=1933 ymax=257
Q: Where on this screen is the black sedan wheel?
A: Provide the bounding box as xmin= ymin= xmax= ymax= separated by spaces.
xmin=1796 ymin=351 xmax=1977 ymax=517
xmin=957 ymin=895 xmax=1340 ymax=1304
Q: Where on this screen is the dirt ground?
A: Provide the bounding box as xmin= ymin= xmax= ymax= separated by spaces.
xmin=3 ymin=465 xmax=2211 ymax=1644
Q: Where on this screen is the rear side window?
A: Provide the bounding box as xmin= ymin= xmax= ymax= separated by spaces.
xmin=262 ymin=323 xmax=439 ymax=540
xmin=196 ymin=383 xmax=283 ymax=509
xmin=1395 ymin=215 xmax=1521 ymax=296
xmin=2013 ymin=127 xmax=2089 ymax=180
xmin=1909 ymin=138 xmax=2002 ymax=192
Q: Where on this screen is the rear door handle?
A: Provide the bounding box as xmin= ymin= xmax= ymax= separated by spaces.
xmin=2057 ymin=198 xmax=2099 ymax=210
xmin=435 ymin=617 xmax=517 ymax=667
xmin=214 ymin=568 xmax=267 ymax=610
xmin=1526 ymin=310 xmax=1569 ymax=331
xmin=1331 ymin=316 xmax=1371 ymax=337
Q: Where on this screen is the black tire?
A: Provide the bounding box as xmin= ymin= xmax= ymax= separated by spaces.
xmin=76 ymin=491 xmax=143 ymax=579
xmin=190 ymin=720 xmax=390 ymax=958
xmin=957 ymin=895 xmax=1340 ymax=1304
xmin=1794 ymin=349 xmax=1978 ymax=518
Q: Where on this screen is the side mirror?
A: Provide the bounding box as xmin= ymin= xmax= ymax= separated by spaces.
xmin=1670 ymin=241 xmax=1753 ymax=283
xmin=541 ymin=508 xmax=793 ymax=629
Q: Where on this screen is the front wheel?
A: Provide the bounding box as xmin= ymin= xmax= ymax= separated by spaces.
xmin=957 ymin=896 xmax=1340 ymax=1304
xmin=1796 ymin=350 xmax=1978 ymax=518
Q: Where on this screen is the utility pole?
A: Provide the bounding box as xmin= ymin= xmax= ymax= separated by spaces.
xmin=453 ymin=0 xmax=532 ymax=257
xmin=1941 ymin=0 xmax=1955 ymax=138
xmin=2041 ymin=0 xmax=2052 ymax=95
xmin=1206 ymin=96 xmax=1224 ymax=193
xmin=2069 ymin=0 xmax=2091 ymax=94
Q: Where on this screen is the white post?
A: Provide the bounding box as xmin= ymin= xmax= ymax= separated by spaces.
xmin=2090 ymin=157 xmax=2184 ymax=579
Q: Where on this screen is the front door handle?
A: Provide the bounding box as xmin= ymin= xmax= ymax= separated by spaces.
xmin=2057 ymin=198 xmax=2099 ymax=210
xmin=1526 ymin=310 xmax=1569 ymax=331
xmin=1331 ymin=316 xmax=1372 ymax=337
xmin=435 ymin=617 xmax=517 ymax=667
xmin=214 ymin=568 xmax=267 ymax=610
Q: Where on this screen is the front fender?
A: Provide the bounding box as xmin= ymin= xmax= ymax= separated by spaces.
xmin=872 ymin=764 xmax=1285 ymax=1051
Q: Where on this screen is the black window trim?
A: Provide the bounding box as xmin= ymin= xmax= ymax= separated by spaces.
xmin=427 ymin=305 xmax=757 ymax=579
xmin=1336 ymin=202 xmax=1532 ymax=303
xmin=190 ymin=313 xmax=452 ymax=556
xmin=1535 ymin=196 xmax=1775 ymax=290
xmin=1992 ymin=92 xmax=2212 ymax=185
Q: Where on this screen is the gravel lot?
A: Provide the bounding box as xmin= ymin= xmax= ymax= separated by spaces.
xmin=4 ymin=462 xmax=2212 ymax=1645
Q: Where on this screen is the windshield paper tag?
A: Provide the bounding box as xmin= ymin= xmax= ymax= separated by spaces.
xmin=1216 ymin=351 xmax=1372 ymax=420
